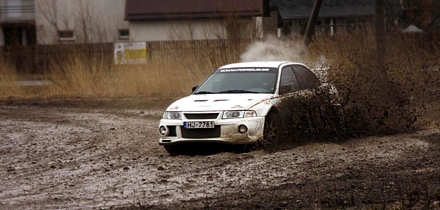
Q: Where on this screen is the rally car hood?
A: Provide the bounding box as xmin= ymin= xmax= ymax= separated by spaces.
xmin=166 ymin=93 xmax=274 ymax=112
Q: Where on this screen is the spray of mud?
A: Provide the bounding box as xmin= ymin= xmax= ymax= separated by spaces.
xmin=238 ymin=36 xmax=423 ymax=149
xmin=239 ymin=36 xmax=329 ymax=82
xmin=240 ymin=36 xmax=306 ymax=63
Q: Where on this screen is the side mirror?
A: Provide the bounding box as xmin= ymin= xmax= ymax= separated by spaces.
xmin=191 ymin=85 xmax=199 ymax=93
xmin=279 ymin=85 xmax=291 ymax=95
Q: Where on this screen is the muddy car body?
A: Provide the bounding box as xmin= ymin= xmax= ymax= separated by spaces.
xmin=158 ymin=61 xmax=337 ymax=154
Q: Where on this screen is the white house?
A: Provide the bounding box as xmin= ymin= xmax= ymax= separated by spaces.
xmin=0 ymin=0 xmax=36 ymax=46
xmin=124 ymin=0 xmax=268 ymax=41
xmin=3 ymin=0 xmax=268 ymax=45
xmin=35 ymin=0 xmax=128 ymax=44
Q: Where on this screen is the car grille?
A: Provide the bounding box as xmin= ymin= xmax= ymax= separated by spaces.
xmin=181 ymin=126 xmax=221 ymax=138
xmin=184 ymin=113 xmax=219 ymax=119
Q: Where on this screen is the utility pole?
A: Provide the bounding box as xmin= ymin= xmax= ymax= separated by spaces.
xmin=304 ymin=0 xmax=323 ymax=47
xmin=375 ymin=0 xmax=386 ymax=71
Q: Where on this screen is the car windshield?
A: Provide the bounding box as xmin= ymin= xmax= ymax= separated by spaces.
xmin=193 ymin=67 xmax=278 ymax=94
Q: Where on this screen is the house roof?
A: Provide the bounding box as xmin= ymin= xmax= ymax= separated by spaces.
xmin=270 ymin=0 xmax=402 ymax=19
xmin=125 ymin=0 xmax=267 ymax=21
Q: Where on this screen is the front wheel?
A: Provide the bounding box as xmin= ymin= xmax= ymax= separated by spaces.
xmin=163 ymin=145 xmax=183 ymax=156
xmin=263 ymin=112 xmax=282 ymax=145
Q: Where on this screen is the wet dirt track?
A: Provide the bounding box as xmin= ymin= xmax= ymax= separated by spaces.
xmin=1 ymin=98 xmax=439 ymax=209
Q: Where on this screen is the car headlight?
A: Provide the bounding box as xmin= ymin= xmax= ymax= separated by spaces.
xmin=222 ymin=110 xmax=257 ymax=119
xmin=162 ymin=111 xmax=182 ymax=120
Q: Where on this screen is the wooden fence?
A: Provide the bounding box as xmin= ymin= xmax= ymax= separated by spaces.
xmin=2 ymin=32 xmax=437 ymax=74
xmin=0 ymin=39 xmax=252 ymax=74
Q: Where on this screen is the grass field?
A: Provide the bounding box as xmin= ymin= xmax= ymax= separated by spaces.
xmin=1 ymin=32 xmax=438 ymax=100
xmin=1 ymin=32 xmax=439 ymax=134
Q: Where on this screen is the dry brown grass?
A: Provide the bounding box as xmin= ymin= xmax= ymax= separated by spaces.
xmin=0 ymin=61 xmax=26 ymax=98
xmin=42 ymin=60 xmax=210 ymax=98
xmin=0 ymin=43 xmax=243 ymax=99
xmin=261 ymin=30 xmax=439 ymax=145
xmin=1 ymin=31 xmax=438 ymax=118
xmin=305 ymin=29 xmax=440 ymax=134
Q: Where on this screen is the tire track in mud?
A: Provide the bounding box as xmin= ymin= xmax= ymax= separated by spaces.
xmin=0 ymin=102 xmax=439 ymax=209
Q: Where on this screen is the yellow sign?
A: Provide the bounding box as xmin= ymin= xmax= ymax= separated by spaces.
xmin=114 ymin=42 xmax=147 ymax=64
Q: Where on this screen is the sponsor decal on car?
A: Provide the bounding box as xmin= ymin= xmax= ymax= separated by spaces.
xmin=169 ymin=106 xmax=179 ymax=110
xmin=231 ymin=105 xmax=244 ymax=108
xmin=220 ymin=68 xmax=270 ymax=73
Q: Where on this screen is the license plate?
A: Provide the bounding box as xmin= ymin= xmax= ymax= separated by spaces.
xmin=184 ymin=121 xmax=214 ymax=129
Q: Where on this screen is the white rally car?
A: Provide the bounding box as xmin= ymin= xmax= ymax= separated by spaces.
xmin=158 ymin=61 xmax=337 ymax=154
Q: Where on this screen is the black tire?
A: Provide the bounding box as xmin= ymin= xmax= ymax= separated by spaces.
xmin=263 ymin=112 xmax=282 ymax=145
xmin=232 ymin=143 xmax=256 ymax=153
xmin=163 ymin=145 xmax=182 ymax=156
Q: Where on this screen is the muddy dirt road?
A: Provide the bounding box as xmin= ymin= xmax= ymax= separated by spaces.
xmin=1 ymin=98 xmax=439 ymax=209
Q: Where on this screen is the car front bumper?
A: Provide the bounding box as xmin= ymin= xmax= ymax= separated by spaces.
xmin=158 ymin=117 xmax=265 ymax=145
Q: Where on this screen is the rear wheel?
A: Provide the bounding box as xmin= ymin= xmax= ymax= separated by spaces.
xmin=263 ymin=112 xmax=282 ymax=145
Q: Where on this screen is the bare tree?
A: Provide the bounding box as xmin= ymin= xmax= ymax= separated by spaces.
xmin=36 ymin=0 xmax=62 ymax=44
xmin=73 ymin=0 xmax=119 ymax=43
xmin=36 ymin=0 xmax=121 ymax=44
xmin=168 ymin=20 xmax=199 ymax=40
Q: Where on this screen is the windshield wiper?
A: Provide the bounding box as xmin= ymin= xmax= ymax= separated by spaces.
xmin=219 ymin=90 xmax=259 ymax=93
xmin=194 ymin=91 xmax=216 ymax=94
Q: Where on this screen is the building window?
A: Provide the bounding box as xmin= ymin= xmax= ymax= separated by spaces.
xmin=119 ymin=29 xmax=129 ymax=40
xmin=58 ymin=30 xmax=75 ymax=41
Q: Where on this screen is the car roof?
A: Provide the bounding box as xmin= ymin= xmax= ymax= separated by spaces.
xmin=218 ymin=61 xmax=306 ymax=69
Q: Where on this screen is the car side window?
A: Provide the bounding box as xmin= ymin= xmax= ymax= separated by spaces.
xmin=292 ymin=65 xmax=321 ymax=90
xmin=279 ymin=66 xmax=299 ymax=94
